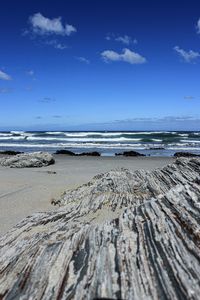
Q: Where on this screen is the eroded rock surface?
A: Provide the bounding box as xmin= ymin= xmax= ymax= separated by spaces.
xmin=0 ymin=151 xmax=55 ymax=168
xmin=0 ymin=158 xmax=200 ymax=299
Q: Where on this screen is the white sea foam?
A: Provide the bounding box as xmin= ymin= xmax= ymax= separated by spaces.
xmin=0 ymin=133 xmax=12 ymax=137
xmin=168 ymin=147 xmax=200 ymax=151
xmin=151 ymin=139 xmax=163 ymax=142
xmin=60 ymin=131 xmax=172 ymax=137
xmin=46 ymin=131 xmax=65 ymax=135
xmin=0 ymin=141 xmax=200 ymax=152
xmin=0 ymin=136 xmax=26 ymax=140
xmin=64 ymin=132 xmax=125 ymax=137
xmin=180 ymin=139 xmax=200 ymax=143
xmin=10 ymin=131 xmax=25 ymax=135
xmin=63 ymin=132 xmax=137 ymax=137
xmin=27 ymin=136 xmax=142 ymax=142
xmin=10 ymin=131 xmax=34 ymax=137
xmin=0 ymin=143 xmax=59 ymax=148
xmin=0 ymin=142 xmax=144 ymax=149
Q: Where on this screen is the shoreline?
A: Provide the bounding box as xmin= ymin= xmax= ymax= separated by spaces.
xmin=0 ymin=155 xmax=174 ymax=235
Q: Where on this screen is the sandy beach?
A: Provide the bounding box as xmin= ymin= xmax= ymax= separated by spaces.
xmin=0 ymin=155 xmax=174 ymax=235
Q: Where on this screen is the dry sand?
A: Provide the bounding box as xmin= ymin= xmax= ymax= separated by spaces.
xmin=0 ymin=155 xmax=174 ymax=235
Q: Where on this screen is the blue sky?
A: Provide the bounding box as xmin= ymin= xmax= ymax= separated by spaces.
xmin=0 ymin=0 xmax=200 ymax=130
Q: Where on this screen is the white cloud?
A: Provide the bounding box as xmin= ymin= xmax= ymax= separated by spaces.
xmin=106 ymin=34 xmax=137 ymax=45
xmin=76 ymin=57 xmax=90 ymax=64
xmin=115 ymin=35 xmax=137 ymax=45
xmin=39 ymin=97 xmax=56 ymax=103
xmin=101 ymin=48 xmax=146 ymax=64
xmin=174 ymin=46 xmax=200 ymax=63
xmin=29 ymin=13 xmax=77 ymax=36
xmin=196 ymin=18 xmax=200 ymax=33
xmin=45 ymin=40 xmax=68 ymax=49
xmin=0 ymin=70 xmax=11 ymax=80
xmin=105 ymin=36 xmax=111 ymax=41
xmin=27 ymin=70 xmax=34 ymax=76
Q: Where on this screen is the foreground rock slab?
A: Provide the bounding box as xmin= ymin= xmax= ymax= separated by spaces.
xmin=0 ymin=158 xmax=200 ymax=299
xmin=0 ymin=151 xmax=55 ymax=168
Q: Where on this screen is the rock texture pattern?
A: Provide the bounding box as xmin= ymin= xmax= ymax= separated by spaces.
xmin=0 ymin=158 xmax=200 ymax=299
xmin=0 ymin=151 xmax=55 ymax=168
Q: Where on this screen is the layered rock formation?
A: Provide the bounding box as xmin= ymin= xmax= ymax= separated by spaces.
xmin=0 ymin=151 xmax=55 ymax=168
xmin=0 ymin=158 xmax=200 ymax=299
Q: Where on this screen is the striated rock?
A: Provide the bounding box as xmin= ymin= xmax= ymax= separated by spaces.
xmin=0 ymin=158 xmax=200 ymax=299
xmin=174 ymin=151 xmax=200 ymax=157
xmin=0 ymin=151 xmax=55 ymax=168
xmin=115 ymin=150 xmax=145 ymax=157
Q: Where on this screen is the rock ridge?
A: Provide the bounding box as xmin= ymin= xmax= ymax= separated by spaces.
xmin=0 ymin=158 xmax=200 ymax=299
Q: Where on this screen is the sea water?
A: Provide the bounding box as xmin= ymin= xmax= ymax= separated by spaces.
xmin=0 ymin=130 xmax=200 ymax=156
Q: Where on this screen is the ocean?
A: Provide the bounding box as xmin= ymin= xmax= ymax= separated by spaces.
xmin=0 ymin=130 xmax=200 ymax=156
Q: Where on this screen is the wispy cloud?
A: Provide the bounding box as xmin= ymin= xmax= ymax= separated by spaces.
xmin=101 ymin=48 xmax=146 ymax=64
xmin=196 ymin=18 xmax=200 ymax=34
xmin=184 ymin=96 xmax=196 ymax=100
xmin=75 ymin=56 xmax=90 ymax=64
xmin=174 ymin=46 xmax=200 ymax=63
xmin=52 ymin=115 xmax=62 ymax=118
xmin=106 ymin=34 xmax=137 ymax=45
xmin=45 ymin=39 xmax=68 ymax=50
xmin=39 ymin=97 xmax=56 ymax=103
xmin=25 ymin=85 xmax=33 ymax=91
xmin=26 ymin=70 xmax=34 ymax=76
xmin=69 ymin=115 xmax=200 ymax=131
xmin=29 ymin=13 xmax=77 ymax=36
xmin=0 ymin=70 xmax=12 ymax=80
xmin=101 ymin=115 xmax=200 ymax=125
xmin=0 ymin=87 xmax=13 ymax=93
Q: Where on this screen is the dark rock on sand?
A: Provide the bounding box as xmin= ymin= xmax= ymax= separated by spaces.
xmin=55 ymin=150 xmax=101 ymax=156
xmin=115 ymin=150 xmax=145 ymax=156
xmin=47 ymin=171 xmax=57 ymax=174
xmin=55 ymin=149 xmax=76 ymax=155
xmin=174 ymin=151 xmax=200 ymax=157
xmin=78 ymin=151 xmax=101 ymax=156
xmin=0 ymin=150 xmax=23 ymax=155
xmin=1 ymin=158 xmax=200 ymax=299
xmin=0 ymin=151 xmax=55 ymax=168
